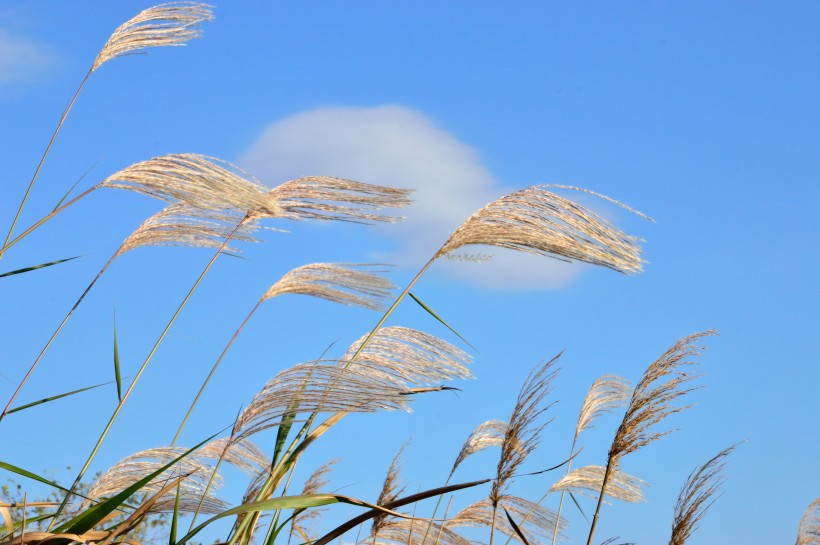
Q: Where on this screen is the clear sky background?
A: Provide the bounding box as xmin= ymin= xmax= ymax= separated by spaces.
xmin=1 ymin=2 xmax=818 ymax=544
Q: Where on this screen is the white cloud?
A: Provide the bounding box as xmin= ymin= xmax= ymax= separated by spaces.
xmin=0 ymin=30 xmax=57 ymax=86
xmin=238 ymin=105 xmax=586 ymax=290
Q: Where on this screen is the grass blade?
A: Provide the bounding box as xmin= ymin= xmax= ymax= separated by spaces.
xmin=113 ymin=312 xmax=122 ymax=402
xmin=408 ymin=292 xmax=474 ymax=349
xmin=0 ymin=256 xmax=80 ymax=279
xmin=5 ymin=381 xmax=114 ymax=415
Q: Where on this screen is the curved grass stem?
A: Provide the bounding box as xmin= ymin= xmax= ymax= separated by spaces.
xmin=2 ymin=72 xmax=92 ymax=263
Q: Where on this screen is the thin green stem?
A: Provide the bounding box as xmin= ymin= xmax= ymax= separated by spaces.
xmin=0 ymin=251 xmax=116 ymax=422
xmin=47 ymin=217 xmax=247 ymax=529
xmin=171 ymin=298 xmax=264 ymax=446
xmin=2 ymin=71 xmax=92 ymax=263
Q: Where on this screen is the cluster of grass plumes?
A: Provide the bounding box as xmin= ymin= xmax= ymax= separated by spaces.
xmin=5 ymin=4 xmax=811 ymax=545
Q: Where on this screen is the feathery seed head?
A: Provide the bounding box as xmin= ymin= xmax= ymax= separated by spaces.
xmin=797 ymin=499 xmax=820 ymax=545
xmin=610 ymin=331 xmax=715 ymax=465
xmin=102 ymin=154 xmax=280 ymax=216
xmin=262 ymin=263 xmax=395 ymax=310
xmin=85 ymin=447 xmax=227 ymax=515
xmin=451 ymin=420 xmax=508 ymax=477
xmin=234 ymin=361 xmax=412 ymax=439
xmin=266 ymin=176 xmax=412 ymax=223
xmin=575 ymin=375 xmax=632 ymax=439
xmin=549 ymin=465 xmax=646 ymax=504
xmin=92 ymin=3 xmax=214 ymax=72
xmin=115 ymin=203 xmax=258 ymax=257
xmin=436 ymin=185 xmax=647 ymax=274
xmin=491 ymin=355 xmax=559 ymax=505
xmin=371 ymin=443 xmax=409 ymax=537
xmin=449 ymin=496 xmax=562 ymax=543
xmin=343 ymin=326 xmax=472 ymax=388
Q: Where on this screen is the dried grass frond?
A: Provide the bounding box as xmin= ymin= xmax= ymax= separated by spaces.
xmin=101 ymin=154 xmax=280 ymax=217
xmin=115 ymin=203 xmax=258 ymax=257
xmin=669 ymin=444 xmax=736 ymax=545
xmin=609 ymin=331 xmax=715 ymax=464
xmin=435 ymin=186 xmax=646 ymax=274
xmin=575 ymin=375 xmax=632 ymax=439
xmin=549 ymin=465 xmax=646 ymax=504
xmin=290 ymin=460 xmax=339 ymax=542
xmin=343 ymin=326 xmax=472 ymax=387
xmin=449 ymin=496 xmax=561 ymax=544
xmin=371 ymin=443 xmax=409 ymax=538
xmin=491 ymin=356 xmax=559 ymax=505
xmin=92 ymin=3 xmax=214 ymax=72
xmin=450 ymin=420 xmax=509 ymax=476
xmin=234 ymin=361 xmax=412 ymax=438
xmin=200 ymin=437 xmax=269 ymax=476
xmin=797 ymin=499 xmax=820 ymax=545
xmin=84 ymin=447 xmax=226 ymax=515
xmin=262 ymin=263 xmax=395 ymax=311
xmin=266 ymin=176 xmax=412 ymax=223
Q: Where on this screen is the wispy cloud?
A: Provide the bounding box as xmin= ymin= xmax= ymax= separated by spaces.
xmin=238 ymin=105 xmax=587 ymax=290
xmin=0 ymin=30 xmax=57 ymax=86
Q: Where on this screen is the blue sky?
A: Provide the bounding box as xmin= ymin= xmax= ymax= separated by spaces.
xmin=1 ymin=2 xmax=818 ymax=544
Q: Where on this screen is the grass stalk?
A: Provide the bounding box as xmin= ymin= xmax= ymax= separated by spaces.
xmin=171 ymin=299 xmax=264 ymax=446
xmin=47 ymin=217 xmax=248 ymax=529
xmin=584 ymin=458 xmax=614 ymax=545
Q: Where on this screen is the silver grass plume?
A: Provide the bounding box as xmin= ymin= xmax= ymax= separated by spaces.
xmin=262 ymin=263 xmax=396 ymax=311
xmin=450 ymin=420 xmax=509 ymax=477
xmin=234 ymin=361 xmax=412 ymax=439
xmin=267 ymin=176 xmax=412 ymax=223
xmin=549 ymin=465 xmax=646 ymax=504
xmin=115 ymin=203 xmax=259 ymax=257
xmin=797 ymin=499 xmax=820 ymax=545
xmin=101 ymin=154 xmax=281 ymax=217
xmin=669 ymin=445 xmax=736 ymax=545
xmin=609 ymin=332 xmax=714 ymax=464
xmin=92 ymin=3 xmax=214 ymax=73
xmin=84 ymin=447 xmax=227 ymax=515
xmin=200 ymin=437 xmax=269 ymax=476
xmin=290 ymin=460 xmax=339 ymax=544
xmin=449 ymin=496 xmax=562 ymax=544
xmin=371 ymin=444 xmax=408 ymax=541
xmin=343 ymin=326 xmax=472 ymax=388
xmin=585 ymin=331 xmax=715 ymax=545
xmin=491 ymin=355 xmax=559 ymax=506
xmin=365 ymin=519 xmax=471 ymax=545
xmin=435 ymin=185 xmax=647 ymax=274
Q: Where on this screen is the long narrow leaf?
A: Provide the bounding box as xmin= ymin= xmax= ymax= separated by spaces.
xmin=52 ymin=160 xmax=99 ymax=213
xmin=569 ymin=492 xmax=589 ymax=523
xmin=5 ymin=381 xmax=114 ymax=415
xmin=408 ymin=292 xmax=474 ymax=349
xmin=0 ymin=462 xmax=73 ymax=494
xmin=0 ymin=256 xmax=80 ymax=279
xmin=113 ymin=312 xmax=122 ymax=402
